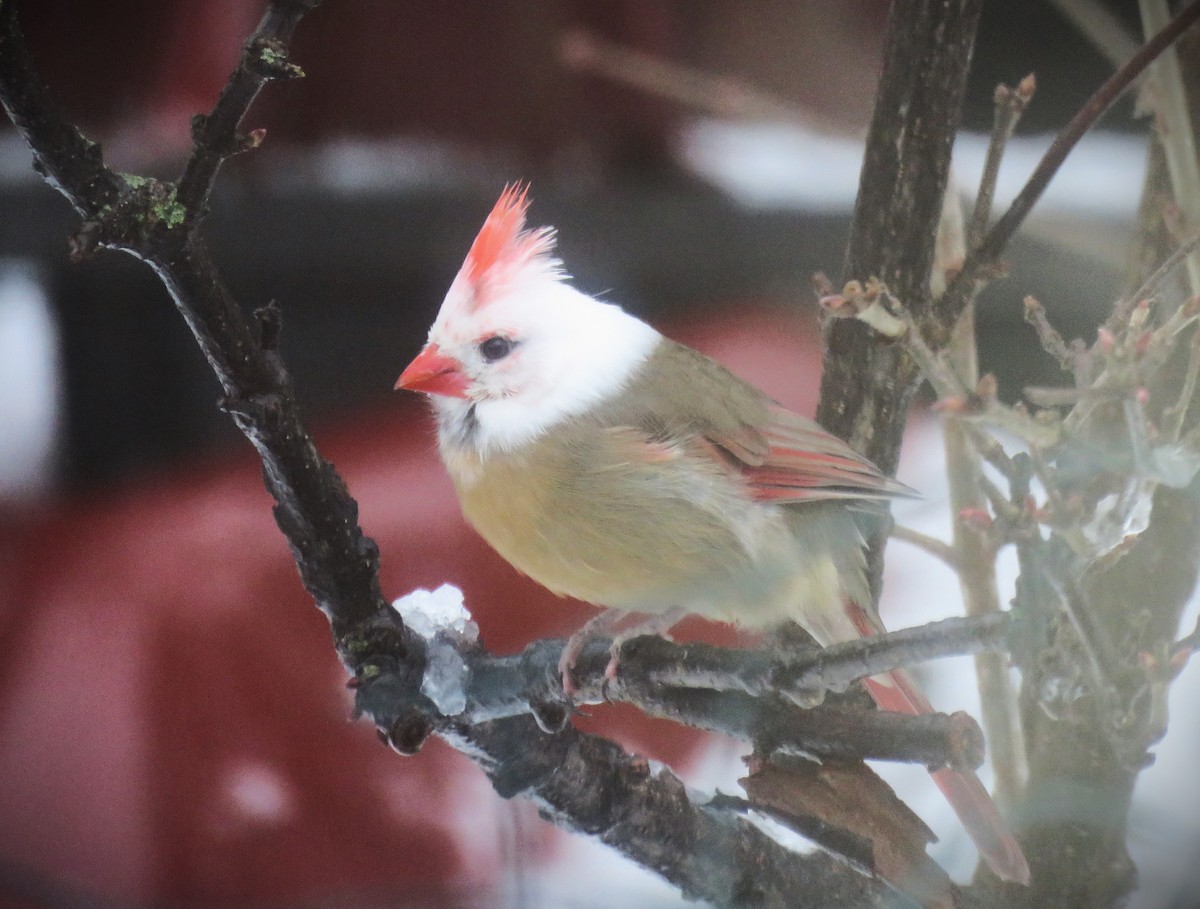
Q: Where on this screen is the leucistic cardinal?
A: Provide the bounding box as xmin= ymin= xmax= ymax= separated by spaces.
xmin=396 ymin=185 xmax=1030 ymax=885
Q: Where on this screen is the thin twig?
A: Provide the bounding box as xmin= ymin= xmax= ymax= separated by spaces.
xmin=981 ymin=0 xmax=1200 ymax=262
xmin=963 ymin=422 xmax=1021 ymax=482
xmin=936 ymin=172 xmax=1032 ymax=805
xmin=1023 ymin=295 xmax=1077 ymax=373
xmin=1107 ymin=233 xmax=1200 ymax=334
xmin=897 ymin=306 xmax=966 ymax=399
xmin=559 ymin=29 xmax=816 ymax=127
xmin=944 ymin=416 xmax=1027 ymax=806
xmin=942 ymin=169 xmax=1030 ymax=804
xmin=977 ymin=470 xmax=1021 ymax=524
xmin=1039 ymin=542 xmax=1126 ymax=704
xmin=176 ymin=2 xmax=314 ymax=227
xmin=890 ymin=525 xmax=961 ymax=570
xmin=1023 ymin=385 xmax=1126 ymax=406
xmin=901 ymin=304 xmax=1065 ymax=448
xmin=1165 ymin=330 xmax=1200 ymax=441
xmin=1026 ymin=445 xmax=1069 ymax=520
xmin=940 ymin=0 xmax=1200 ymax=325
xmin=969 ymin=76 xmax=1035 ymax=250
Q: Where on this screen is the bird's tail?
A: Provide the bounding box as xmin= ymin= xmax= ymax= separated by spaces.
xmin=863 ymin=669 xmax=1030 ymax=884
xmin=832 ymin=594 xmax=1029 ymax=884
xmin=788 ymin=511 xmax=1030 ymax=884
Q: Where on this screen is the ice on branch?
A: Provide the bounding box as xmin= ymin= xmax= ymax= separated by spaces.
xmin=392 ymin=584 xmax=478 ymax=716
xmin=1081 ymin=478 xmax=1154 ymax=557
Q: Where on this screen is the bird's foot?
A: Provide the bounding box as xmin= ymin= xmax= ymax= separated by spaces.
xmin=603 ymin=607 xmax=689 ymax=684
xmin=559 ymin=608 xmax=624 ymax=696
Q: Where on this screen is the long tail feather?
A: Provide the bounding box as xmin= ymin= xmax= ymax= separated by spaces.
xmin=865 ymin=671 xmax=1031 ymax=885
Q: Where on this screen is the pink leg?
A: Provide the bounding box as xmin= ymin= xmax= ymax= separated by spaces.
xmin=559 ymin=608 xmax=624 ymax=695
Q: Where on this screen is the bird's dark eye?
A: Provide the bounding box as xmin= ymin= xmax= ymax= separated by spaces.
xmin=478 ymin=335 xmax=514 ymax=362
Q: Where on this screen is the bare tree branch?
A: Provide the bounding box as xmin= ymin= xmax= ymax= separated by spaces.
xmin=176 ymin=1 xmax=313 ymax=226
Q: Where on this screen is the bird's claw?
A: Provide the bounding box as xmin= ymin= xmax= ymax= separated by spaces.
xmin=603 ymin=646 xmax=622 ymax=684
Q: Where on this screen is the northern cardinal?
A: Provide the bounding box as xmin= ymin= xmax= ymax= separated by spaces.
xmin=396 ymin=185 xmax=1030 ymax=884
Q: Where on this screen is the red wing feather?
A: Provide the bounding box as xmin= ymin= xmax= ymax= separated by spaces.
xmin=712 ymin=404 xmax=916 ymax=504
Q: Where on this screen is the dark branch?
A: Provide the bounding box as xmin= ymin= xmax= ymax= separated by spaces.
xmin=176 ymin=0 xmax=317 ymax=226
xmin=817 ymin=0 xmax=983 ymax=615
xmin=605 ymin=684 xmax=986 ymax=773
xmin=450 ymin=717 xmax=922 ymax=909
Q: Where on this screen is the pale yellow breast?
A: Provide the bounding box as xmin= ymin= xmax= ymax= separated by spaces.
xmin=444 ymin=423 xmax=776 ymax=614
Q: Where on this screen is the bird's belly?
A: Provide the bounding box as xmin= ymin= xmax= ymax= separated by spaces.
xmin=449 ymin=442 xmax=822 ymax=625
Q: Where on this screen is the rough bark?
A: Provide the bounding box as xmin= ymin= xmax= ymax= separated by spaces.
xmin=818 ymin=0 xmax=984 ymax=472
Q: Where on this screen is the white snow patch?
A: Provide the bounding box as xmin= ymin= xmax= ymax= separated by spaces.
xmin=742 ymin=809 xmax=824 ymax=857
xmin=679 ymin=117 xmax=1145 ymax=221
xmin=392 ymin=583 xmax=477 ymax=641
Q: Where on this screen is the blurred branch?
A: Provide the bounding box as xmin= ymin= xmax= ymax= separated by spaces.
xmin=947 ymin=88 xmax=1033 ymax=806
xmin=1107 ymin=232 xmax=1200 ymax=335
xmin=559 ymin=28 xmax=817 ymax=127
xmin=891 ymin=525 xmax=961 ymax=570
xmin=1047 ymin=0 xmax=1141 ymax=66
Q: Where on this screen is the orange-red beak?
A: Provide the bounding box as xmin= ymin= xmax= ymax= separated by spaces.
xmin=395 ymin=343 xmax=470 ymax=398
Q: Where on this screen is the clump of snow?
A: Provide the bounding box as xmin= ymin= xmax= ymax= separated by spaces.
xmin=392 ymin=583 xmax=478 ymax=642
xmin=392 ymin=584 xmax=477 ymax=716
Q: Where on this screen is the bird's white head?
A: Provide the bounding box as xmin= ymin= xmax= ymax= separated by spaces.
xmin=396 ymin=184 xmax=660 ymax=454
